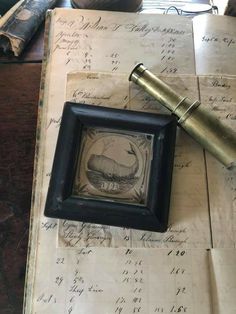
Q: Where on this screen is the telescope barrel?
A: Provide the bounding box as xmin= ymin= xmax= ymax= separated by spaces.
xmin=129 ymin=63 xmax=236 ymax=169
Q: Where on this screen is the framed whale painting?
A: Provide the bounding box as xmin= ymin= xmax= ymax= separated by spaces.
xmin=73 ymin=127 xmax=152 ymax=206
xmin=44 ymin=102 xmax=177 ymax=232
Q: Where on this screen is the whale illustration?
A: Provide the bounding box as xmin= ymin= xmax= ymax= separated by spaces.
xmin=87 ymin=143 xmax=139 ymax=180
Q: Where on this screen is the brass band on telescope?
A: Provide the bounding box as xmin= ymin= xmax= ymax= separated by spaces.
xmin=129 ymin=63 xmax=236 ymax=169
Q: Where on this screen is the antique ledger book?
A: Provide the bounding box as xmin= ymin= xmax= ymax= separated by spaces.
xmin=0 ymin=0 xmax=57 ymax=56
xmin=24 ymin=8 xmax=236 ymax=313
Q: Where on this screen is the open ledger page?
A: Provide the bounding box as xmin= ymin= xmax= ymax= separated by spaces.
xmin=24 ymin=8 xmax=236 ymax=314
xmin=193 ymin=15 xmax=236 ymax=75
xmin=32 ymin=248 xmax=212 ymax=314
xmin=210 ymin=249 xmax=236 ymax=314
xmin=198 ymin=76 xmax=236 ymax=248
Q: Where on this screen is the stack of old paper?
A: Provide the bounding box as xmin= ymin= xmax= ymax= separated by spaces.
xmin=24 ymin=9 xmax=236 ymax=314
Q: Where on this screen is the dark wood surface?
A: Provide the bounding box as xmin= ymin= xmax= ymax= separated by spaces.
xmin=0 ymin=63 xmax=41 ymax=313
xmin=0 ymin=1 xmax=72 ymax=312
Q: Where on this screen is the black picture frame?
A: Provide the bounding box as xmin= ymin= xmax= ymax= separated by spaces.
xmin=44 ymin=102 xmax=177 ymax=232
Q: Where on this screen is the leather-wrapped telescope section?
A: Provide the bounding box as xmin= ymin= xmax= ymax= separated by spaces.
xmin=129 ymin=63 xmax=236 ymax=169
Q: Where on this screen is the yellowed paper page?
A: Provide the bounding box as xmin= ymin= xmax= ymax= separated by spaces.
xmin=43 ymin=8 xmax=196 ymax=210
xmin=210 ymin=249 xmax=236 ymax=314
xmin=193 ymin=15 xmax=236 ymax=75
xmin=52 ymin=8 xmax=195 ymax=75
xmin=66 ymin=71 xmax=130 ymax=108
xmin=198 ymin=75 xmax=236 ymax=248
xmin=24 ymin=9 xmax=196 ymax=312
xmin=33 ymin=248 xmax=212 ymax=314
xmin=27 ymin=8 xmax=236 ymax=313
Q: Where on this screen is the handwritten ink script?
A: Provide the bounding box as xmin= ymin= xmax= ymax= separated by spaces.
xmin=51 ymin=9 xmax=195 ymax=74
xmin=199 ymin=76 xmax=236 ymax=247
xmin=193 ymin=15 xmax=236 ymax=75
xmin=56 ymin=15 xmax=186 ymax=37
xmin=66 ymin=71 xmax=129 ymax=108
xmin=33 ymin=248 xmax=212 ymax=313
xmin=24 ymin=8 xmax=236 ymax=314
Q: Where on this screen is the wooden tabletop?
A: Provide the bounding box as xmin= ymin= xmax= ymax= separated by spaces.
xmin=0 ymin=63 xmax=41 ymax=313
xmin=0 ymin=1 xmax=71 ymax=312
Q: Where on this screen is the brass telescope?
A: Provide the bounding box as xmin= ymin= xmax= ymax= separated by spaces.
xmin=129 ymin=63 xmax=236 ymax=169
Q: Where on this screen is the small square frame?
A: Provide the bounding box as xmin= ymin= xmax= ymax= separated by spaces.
xmin=44 ymin=102 xmax=177 ymax=232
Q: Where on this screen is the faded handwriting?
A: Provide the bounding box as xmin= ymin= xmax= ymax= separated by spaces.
xmin=202 ymin=35 xmax=236 ymax=47
xmin=174 ymin=160 xmax=192 ymax=170
xmin=46 ymin=116 xmax=62 ymax=130
xmin=58 ymin=220 xmax=190 ymax=248
xmin=72 ymin=89 xmax=111 ymax=101
xmin=36 ymin=293 xmax=57 ymax=304
xmin=139 ymin=233 xmax=189 ymax=246
xmin=208 ymin=95 xmax=233 ymax=103
xmin=41 ymin=220 xmax=57 ymax=231
xmin=198 ymin=75 xmax=236 ymax=247
xmin=50 ymin=11 xmax=195 ymax=74
xmin=55 ymin=16 xmax=186 ymax=37
xmin=34 ymin=249 xmax=210 ymax=313
xmin=199 ymin=76 xmax=236 ymax=122
xmin=211 ymin=79 xmax=231 ymax=89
